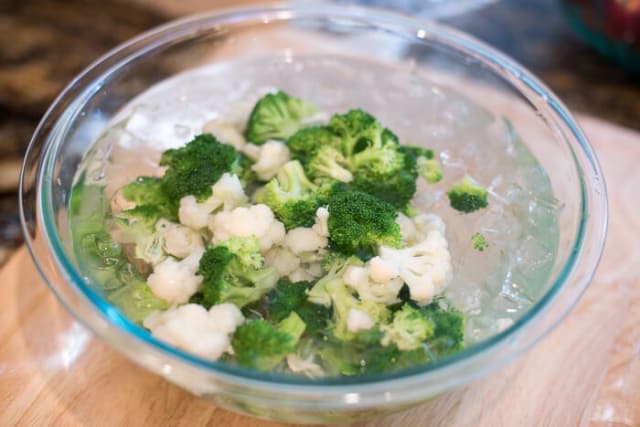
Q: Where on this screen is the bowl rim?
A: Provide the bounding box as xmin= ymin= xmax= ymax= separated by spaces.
xmin=20 ymin=3 xmax=608 ymax=392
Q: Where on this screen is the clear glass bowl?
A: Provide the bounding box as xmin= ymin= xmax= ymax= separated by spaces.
xmin=20 ymin=4 xmax=607 ymax=424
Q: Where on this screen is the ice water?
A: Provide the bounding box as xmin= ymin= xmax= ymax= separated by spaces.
xmin=72 ymin=55 xmax=561 ymax=347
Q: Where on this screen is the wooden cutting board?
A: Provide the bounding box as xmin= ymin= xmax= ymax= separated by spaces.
xmin=0 ymin=115 xmax=638 ymax=426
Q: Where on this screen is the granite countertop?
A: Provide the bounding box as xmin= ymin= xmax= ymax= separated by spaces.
xmin=0 ymin=0 xmax=638 ymax=263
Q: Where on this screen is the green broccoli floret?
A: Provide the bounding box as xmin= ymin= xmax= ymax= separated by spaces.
xmin=471 ymin=232 xmax=489 ymax=251
xmin=350 ymin=165 xmax=417 ymax=209
xmin=318 ymin=302 xmax=465 ymax=375
xmin=381 ymin=304 xmax=436 ymax=350
xmin=430 ymin=304 xmax=465 ymax=352
xmin=307 ymin=256 xmax=390 ymax=341
xmin=120 ymin=177 xmax=176 ymax=220
xmin=267 ymin=279 xmax=331 ymax=337
xmin=401 ymin=145 xmax=442 ymax=184
xmin=108 ymin=274 xmax=170 ymax=324
xmin=254 ymin=160 xmax=321 ymax=230
xmin=328 ymin=110 xmax=403 ymax=175
xmin=417 ymin=158 xmax=443 ymax=183
xmin=287 ymin=126 xmax=340 ymax=160
xmin=448 ymin=175 xmax=488 ymax=213
xmin=317 ymin=329 xmax=398 ymax=376
xmin=245 ymin=91 xmax=317 ymax=144
xmin=326 ymin=190 xmax=401 ymax=257
xmin=349 ymin=140 xmax=420 ymax=209
xmin=113 ymin=207 xmax=166 ymax=267
xmin=232 ymin=312 xmax=306 ymax=371
xmin=160 ymin=133 xmax=238 ymax=202
xmin=193 ymin=237 xmax=279 ymax=308
xmin=305 ymin=145 xmax=353 ymax=183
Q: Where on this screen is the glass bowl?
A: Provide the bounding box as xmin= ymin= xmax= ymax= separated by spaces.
xmin=20 ymin=4 xmax=607 ymax=424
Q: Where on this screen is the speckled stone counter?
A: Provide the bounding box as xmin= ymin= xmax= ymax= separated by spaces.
xmin=1 ymin=0 xmax=638 ymax=262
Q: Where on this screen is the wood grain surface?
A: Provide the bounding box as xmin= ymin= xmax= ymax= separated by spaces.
xmin=0 ymin=116 xmax=638 ymax=426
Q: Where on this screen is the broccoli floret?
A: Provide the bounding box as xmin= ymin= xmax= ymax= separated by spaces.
xmin=108 ymin=274 xmax=170 ymax=324
xmin=267 ymin=279 xmax=331 ymax=337
xmin=245 ymin=91 xmax=317 ymax=144
xmin=254 ymin=160 xmax=321 ymax=230
xmin=381 ymin=304 xmax=436 ymax=350
xmin=317 ymin=329 xmax=397 ymax=376
xmin=326 ymin=190 xmax=401 ymax=257
xmin=448 ymin=175 xmax=488 ymax=213
xmin=401 ymin=145 xmax=443 ymax=184
xmin=277 ymin=311 xmax=307 ymax=343
xmin=307 ymin=256 xmax=390 ymax=341
xmin=113 ymin=207 xmax=166 ymax=267
xmin=193 ymin=237 xmax=279 ymax=308
xmin=287 ymin=126 xmax=340 ymax=160
xmin=328 ymin=110 xmax=403 ymax=175
xmin=160 ymin=133 xmax=238 ymax=202
xmin=120 ymin=177 xmax=176 ymax=220
xmin=429 ymin=304 xmax=465 ymax=352
xmin=232 ymin=312 xmax=306 ymax=371
xmin=350 ymin=167 xmax=417 ymax=209
xmin=471 ymin=232 xmax=489 ymax=251
xmin=350 ymin=142 xmax=420 ymax=209
xmin=305 ymin=145 xmax=353 ymax=183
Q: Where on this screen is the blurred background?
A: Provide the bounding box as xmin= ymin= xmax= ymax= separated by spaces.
xmin=1 ymin=0 xmax=639 ymax=264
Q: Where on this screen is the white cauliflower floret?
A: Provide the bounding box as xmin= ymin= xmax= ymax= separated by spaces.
xmin=377 ymin=229 xmax=452 ymax=305
xmin=312 ymin=207 xmax=329 ymax=238
xmin=286 ymin=354 xmax=325 ymax=378
xmin=179 ymin=195 xmax=217 ymax=230
xmin=284 ymin=227 xmax=328 ymax=255
xmin=211 ymin=173 xmax=248 ymax=211
xmin=156 ymin=219 xmax=203 ymax=259
xmin=288 ymin=267 xmax=316 ymax=283
xmin=264 ymin=246 xmax=300 ymax=277
xmin=279 ymin=220 xmax=329 ymax=282
xmin=243 ymin=140 xmax=291 ymax=181
xmin=396 ymin=212 xmax=446 ymax=245
xmin=147 ymin=248 xmax=204 ymax=304
xmin=347 ymin=308 xmax=375 ymax=333
xmin=368 ymin=256 xmax=400 ymax=283
xmin=178 ymin=173 xmax=248 ymax=229
xmin=343 ymin=265 xmax=403 ymax=304
xmin=201 ymin=120 xmax=246 ymax=150
xmin=143 ymin=303 xmax=244 ymax=361
xmin=210 ymin=204 xmax=285 ymax=252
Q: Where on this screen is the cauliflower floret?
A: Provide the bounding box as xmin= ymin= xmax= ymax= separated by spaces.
xmin=156 ymin=219 xmax=203 ymax=259
xmin=178 ymin=173 xmax=248 ymax=229
xmin=147 ymin=248 xmax=204 ymax=304
xmin=343 ymin=264 xmax=403 ymax=304
xmin=397 ymin=212 xmax=446 ymax=245
xmin=210 ymin=204 xmax=285 ymax=253
xmin=179 ymin=195 xmax=218 ymax=230
xmin=288 ymin=267 xmax=316 ymax=283
xmin=264 ymin=246 xmax=300 ymax=277
xmin=284 ymin=227 xmax=328 ymax=255
xmin=278 ymin=221 xmax=329 ymax=282
xmin=347 ymin=308 xmax=375 ymax=333
xmin=286 ymin=354 xmax=325 ymax=378
xmin=201 ymin=120 xmax=246 ymax=150
xmin=368 ymin=256 xmax=400 ymax=283
xmin=143 ymin=303 xmax=244 ymax=360
xmin=211 ymin=173 xmax=249 ymax=211
xmin=243 ymin=140 xmax=290 ymax=181
xmin=377 ymin=229 xmax=452 ymax=305
xmin=312 ymin=207 xmax=329 ymax=238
